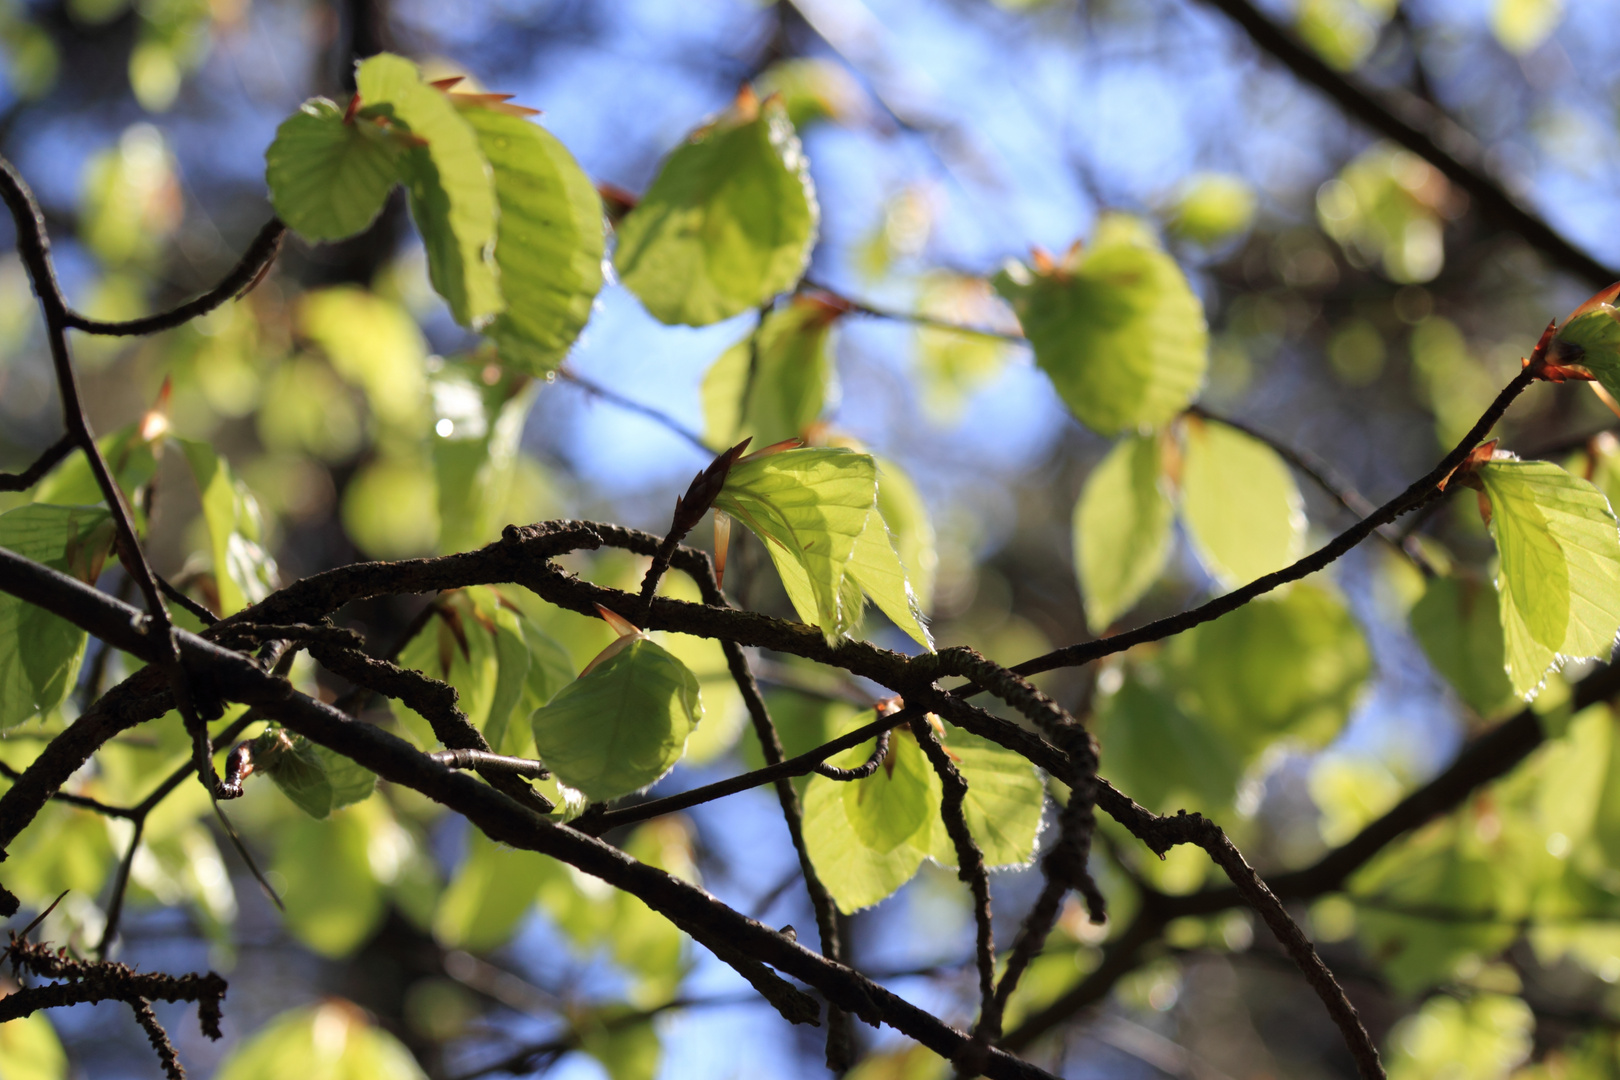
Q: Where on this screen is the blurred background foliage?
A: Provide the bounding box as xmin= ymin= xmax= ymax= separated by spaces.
xmin=8 ymin=0 xmax=1620 ymax=1078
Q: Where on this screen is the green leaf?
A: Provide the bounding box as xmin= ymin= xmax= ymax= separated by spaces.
xmin=842 ymin=728 xmax=935 ymax=853
xmin=271 ymin=803 xmax=388 ymax=957
xmin=34 ymin=423 xmax=158 ymax=517
xmin=1385 ymin=994 xmax=1532 ymax=1080
xmin=1179 ymin=417 xmax=1306 ymax=590
xmin=264 ymin=98 xmax=405 ymax=242
xmin=530 ymin=637 xmax=702 ymax=801
xmin=214 ymin=1001 xmax=427 ymax=1080
xmin=356 ymin=54 xmax=502 ymax=328
xmin=0 ymin=1013 xmax=67 ymax=1080
xmin=460 ymin=106 xmax=605 ymax=374
xmin=433 ymin=829 xmax=548 ymax=951
xmin=875 ymin=457 xmax=936 ymax=613
xmin=1550 ymin=304 xmax=1620 ymax=405
xmin=430 ymin=367 xmax=541 ymax=554
xmin=701 ymin=298 xmax=837 ymax=446
xmin=846 ymin=504 xmax=933 ymax=649
xmin=179 ymin=440 xmax=278 ymax=616
xmin=1075 ymin=433 xmax=1174 ymax=631
xmin=992 ymin=214 xmax=1207 ymax=437
xmin=803 ymin=724 xmax=936 ymax=914
xmin=614 ymin=94 xmax=818 ymax=326
xmin=714 ymin=447 xmax=877 ymax=642
xmin=392 ymin=587 xmax=539 ymax=753
xmin=1410 ymin=576 xmax=1517 ymax=720
xmin=1476 ymin=460 xmax=1620 ymax=697
xmin=299 ymin=286 xmax=429 ymax=431
xmin=2 ymin=801 xmax=113 ymax=907
xmin=1170 ymin=581 xmax=1371 ymax=758
xmin=250 ymin=727 xmax=376 ymax=819
xmin=1094 ymin=671 xmax=1242 ymax=814
xmin=928 ymin=724 xmax=1045 ymax=868
xmin=0 ymin=504 xmax=112 ymax=729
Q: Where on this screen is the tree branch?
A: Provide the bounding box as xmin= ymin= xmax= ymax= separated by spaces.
xmin=61 ymin=219 xmax=286 ymax=337
xmin=0 ymin=432 xmax=73 ymax=492
xmin=1197 ymin=0 xmax=1615 ymax=287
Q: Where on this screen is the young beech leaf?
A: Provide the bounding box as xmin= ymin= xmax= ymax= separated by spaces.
xmin=214 ymin=1001 xmax=427 ymax=1080
xmin=992 ymin=214 xmax=1208 ymax=437
xmin=1170 ymin=581 xmax=1371 ymax=758
xmin=803 ymin=723 xmax=938 ymax=914
xmin=714 ymin=446 xmax=877 ymax=642
xmin=530 ymin=637 xmax=702 ymax=801
xmin=845 ymin=504 xmax=934 ymax=649
xmin=250 ymin=727 xmax=376 ymax=819
xmin=701 ymin=297 xmax=838 ymax=447
xmin=1075 ymin=433 xmax=1174 ymax=631
xmin=614 ymin=91 xmax=819 ymax=326
xmin=0 ymin=504 xmax=112 ymax=729
xmin=1410 ymin=576 xmax=1517 ymax=720
xmin=842 ymin=728 xmax=935 ymax=852
xmin=874 ymin=457 xmax=937 ymax=614
xmin=264 ymin=98 xmax=406 ymax=242
xmin=392 ymin=588 xmax=513 ymax=749
xmin=1179 ymin=416 xmax=1306 ymax=591
xmin=459 ymin=105 xmax=605 ymax=374
xmin=179 ymin=440 xmax=279 ymax=616
xmin=355 ymin=54 xmax=502 ymax=328
xmin=803 ymin=716 xmax=1041 ymax=912
xmin=926 ymin=726 xmax=1045 ymax=869
xmin=1475 ymin=460 xmax=1620 ymax=697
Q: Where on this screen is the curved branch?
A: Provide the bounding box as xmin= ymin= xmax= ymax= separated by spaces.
xmin=62 ymin=218 xmax=286 ymax=337
xmin=0 ymin=432 xmax=73 ymax=492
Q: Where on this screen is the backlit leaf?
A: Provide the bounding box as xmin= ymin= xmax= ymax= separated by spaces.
xmin=715 ymin=446 xmax=877 ymax=642
xmin=264 ymin=98 xmax=405 ymax=242
xmin=992 ymin=214 xmax=1207 ymax=436
xmin=1164 ymin=173 xmax=1256 ymax=247
xmin=1075 ymin=433 xmax=1174 ymax=631
xmin=842 ymin=728 xmax=934 ymax=853
xmin=615 ymin=93 xmax=818 ymax=326
xmin=0 ymin=504 xmax=112 ymax=729
xmin=928 ymin=725 xmax=1045 ymax=869
xmin=846 ymin=506 xmax=933 ymax=649
xmin=1410 ymin=576 xmax=1517 ymax=720
xmin=179 ymin=440 xmax=278 ymax=616
xmin=461 ymin=105 xmax=605 ymax=373
xmin=874 ymin=457 xmax=936 ymax=615
xmin=356 ymin=54 xmax=502 ymax=328
xmin=1476 ymin=460 xmax=1620 ymax=697
xmin=1179 ymin=416 xmax=1306 ymax=590
xmin=803 ymin=720 xmax=936 ymax=914
xmin=530 ymin=637 xmax=702 ymax=801
xmin=214 ymin=1001 xmax=427 ymax=1080
xmin=701 ymin=297 xmax=837 ymax=446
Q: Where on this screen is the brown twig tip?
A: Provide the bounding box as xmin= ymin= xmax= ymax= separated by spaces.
xmin=673 ymin=437 xmax=752 ymax=537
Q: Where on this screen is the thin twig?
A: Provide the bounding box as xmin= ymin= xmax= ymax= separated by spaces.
xmin=911 ymin=717 xmax=996 ymax=1047
xmin=0 ymin=432 xmax=73 ymax=492
xmin=62 ymin=218 xmax=286 ymax=337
